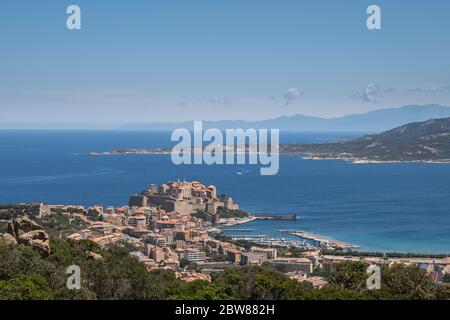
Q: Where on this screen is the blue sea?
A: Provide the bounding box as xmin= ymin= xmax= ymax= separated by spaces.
xmin=1 ymin=130 xmax=450 ymax=253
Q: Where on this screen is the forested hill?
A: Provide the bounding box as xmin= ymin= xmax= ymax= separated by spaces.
xmin=291 ymin=117 xmax=450 ymax=162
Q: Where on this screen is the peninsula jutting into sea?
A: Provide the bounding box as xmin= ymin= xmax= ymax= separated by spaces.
xmin=90 ymin=117 xmax=450 ymax=163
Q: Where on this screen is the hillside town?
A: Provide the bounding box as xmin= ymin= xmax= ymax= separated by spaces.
xmin=2 ymin=180 xmax=450 ymax=288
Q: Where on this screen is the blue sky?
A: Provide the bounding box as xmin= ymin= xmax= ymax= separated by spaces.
xmin=1 ymin=0 xmax=450 ymax=127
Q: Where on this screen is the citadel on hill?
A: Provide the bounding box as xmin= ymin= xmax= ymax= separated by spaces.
xmin=129 ymin=180 xmax=241 ymax=223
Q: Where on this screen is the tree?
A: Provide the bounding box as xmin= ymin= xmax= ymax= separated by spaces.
xmin=187 ymin=262 xmax=199 ymax=271
xmin=179 ymin=259 xmax=190 ymax=269
xmin=210 ymin=266 xmax=311 ymax=300
xmin=304 ymin=284 xmax=363 ymax=300
xmin=380 ymin=264 xmax=434 ymax=300
xmin=443 ymin=273 xmax=450 ymax=284
xmin=0 ymin=275 xmax=54 ymax=300
xmin=330 ymin=260 xmax=369 ymax=291
xmin=434 ymin=284 xmax=450 ymax=300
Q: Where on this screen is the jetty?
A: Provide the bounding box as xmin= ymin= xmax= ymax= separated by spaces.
xmin=253 ymin=214 xmax=299 ymax=221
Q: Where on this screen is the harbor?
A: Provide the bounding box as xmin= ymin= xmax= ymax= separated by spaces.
xmin=229 ymin=235 xmax=314 ymax=250
xmin=219 ymin=214 xmax=359 ymax=251
xmin=280 ymin=230 xmax=360 ymax=250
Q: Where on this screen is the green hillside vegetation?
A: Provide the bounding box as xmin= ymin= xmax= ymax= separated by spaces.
xmin=0 ymin=204 xmax=41 ymax=220
xmin=289 ymin=117 xmax=450 ymax=162
xmin=0 ymin=238 xmax=449 ymax=300
xmin=217 ymin=208 xmax=248 ymax=219
xmin=38 ymin=214 xmax=89 ymax=238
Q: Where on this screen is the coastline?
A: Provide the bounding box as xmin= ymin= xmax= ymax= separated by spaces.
xmin=216 ymin=216 xmax=257 ymax=227
xmin=301 ymin=155 xmax=450 ymax=164
xmin=88 ymin=149 xmax=450 ymax=164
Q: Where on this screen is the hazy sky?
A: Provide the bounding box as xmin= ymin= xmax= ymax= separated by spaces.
xmin=1 ymin=0 xmax=450 ymax=127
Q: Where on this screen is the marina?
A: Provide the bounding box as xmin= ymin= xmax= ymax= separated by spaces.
xmin=230 ymin=235 xmax=314 ymax=249
xmin=280 ymin=230 xmax=360 ymax=249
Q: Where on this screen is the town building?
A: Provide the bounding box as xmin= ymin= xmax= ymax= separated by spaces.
xmin=252 ymin=247 xmax=277 ymax=259
xmin=128 ymin=215 xmax=147 ymax=228
xmin=146 ymin=245 xmax=165 ymax=263
xmin=241 ymin=252 xmax=267 ymax=266
xmin=175 ymin=271 xmax=211 ymax=283
xmin=183 ymin=248 xmax=206 ymax=262
xmin=226 ymin=248 xmax=242 ymax=264
xmin=271 ymin=258 xmax=313 ymax=274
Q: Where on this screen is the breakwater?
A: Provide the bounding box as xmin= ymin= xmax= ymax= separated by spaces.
xmin=253 ymin=214 xmax=299 ymax=221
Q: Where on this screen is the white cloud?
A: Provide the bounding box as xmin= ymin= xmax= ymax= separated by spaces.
xmin=351 ymin=83 xmax=393 ymax=103
xmin=208 ymin=96 xmax=230 ymax=105
xmin=351 ymin=83 xmax=450 ymax=104
xmin=284 ymin=88 xmax=303 ymax=105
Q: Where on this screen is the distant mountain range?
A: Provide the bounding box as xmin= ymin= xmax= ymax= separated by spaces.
xmin=120 ymin=104 xmax=450 ymax=133
xmin=291 ymin=117 xmax=450 ymax=162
